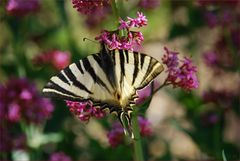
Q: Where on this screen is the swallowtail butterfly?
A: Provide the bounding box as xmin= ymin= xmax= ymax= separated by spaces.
xmin=43 ymin=44 xmax=164 ymax=136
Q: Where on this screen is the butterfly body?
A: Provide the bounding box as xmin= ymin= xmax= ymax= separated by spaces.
xmin=43 ymin=45 xmax=163 ymax=135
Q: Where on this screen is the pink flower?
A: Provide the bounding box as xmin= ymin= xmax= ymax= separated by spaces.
xmin=138 ymin=116 xmax=152 ymax=136
xmin=204 ymin=11 xmax=219 ymax=29
xmin=65 ymin=101 xmax=105 ymax=122
xmin=138 ymin=0 xmax=160 ymax=10
xmin=8 ymin=103 xmax=21 ymax=122
xmin=119 ymin=19 xmax=129 ymax=30
xmin=127 ymin=12 xmax=148 ymax=28
xmin=33 ymin=50 xmax=71 ymax=70
xmin=135 ymin=81 xmax=159 ymax=105
xmin=119 ymin=12 xmax=148 ymax=29
xmin=49 ymin=152 xmax=72 ymax=161
xmin=0 ymin=123 xmax=27 ymax=152
xmin=107 ymin=122 xmax=125 ymax=148
xmin=162 ymin=47 xmax=199 ymax=90
xmin=6 ymin=0 xmax=39 ymax=16
xmin=107 ymin=116 xmax=152 ymax=147
xmin=96 ymin=12 xmax=147 ymax=51
xmin=72 ymin=0 xmax=110 ymax=15
xmin=202 ymin=90 xmax=234 ymax=109
xmin=0 ymin=78 xmax=54 ymax=124
xmin=51 ymin=51 xmax=71 ymax=70
xmin=109 ymin=34 xmax=122 ymax=50
xmin=198 ymin=0 xmax=239 ymax=6
xmin=203 ymin=51 xmax=218 ymax=66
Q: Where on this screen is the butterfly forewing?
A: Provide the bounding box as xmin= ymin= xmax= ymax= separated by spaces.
xmin=43 ymin=53 xmax=116 ymax=104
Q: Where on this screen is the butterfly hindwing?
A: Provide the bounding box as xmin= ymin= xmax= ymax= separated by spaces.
xmin=112 ymin=50 xmax=164 ymax=107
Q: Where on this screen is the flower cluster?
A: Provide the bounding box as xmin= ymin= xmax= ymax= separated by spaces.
xmin=138 ymin=0 xmax=160 ymax=10
xmin=49 ymin=152 xmax=72 ymax=161
xmin=203 ymin=28 xmax=240 ymax=71
xmin=6 ymin=0 xmax=40 ymax=16
xmin=0 ymin=124 xmax=27 ymax=152
xmin=0 ymin=78 xmax=54 ymax=124
xmin=202 ymin=90 xmax=236 ymax=110
xmin=198 ymin=0 xmax=239 ymax=6
xmin=162 ymin=47 xmax=199 ymax=90
xmin=65 ymin=101 xmax=105 ymax=122
xmin=107 ymin=116 xmax=152 ymax=147
xmin=72 ymin=0 xmax=111 ymax=28
xmin=72 ymin=0 xmax=110 ymax=15
xmin=135 ymin=81 xmax=159 ymax=105
xmin=0 ymin=78 xmax=54 ymax=152
xmin=95 ymin=12 xmax=147 ymax=51
xmin=107 ymin=122 xmax=125 ymax=148
xmin=33 ymin=50 xmax=71 ymax=70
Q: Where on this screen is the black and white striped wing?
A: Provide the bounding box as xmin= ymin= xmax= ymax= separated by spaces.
xmin=113 ymin=50 xmax=164 ymax=106
xmin=43 ymin=50 xmax=163 ymax=109
xmin=42 ymin=53 xmax=115 ymax=104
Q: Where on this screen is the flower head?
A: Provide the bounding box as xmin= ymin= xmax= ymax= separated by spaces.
xmin=127 ymin=12 xmax=148 ymax=28
xmin=66 ymin=101 xmax=105 ymax=122
xmin=0 ymin=78 xmax=54 ymax=124
xmin=138 ymin=0 xmax=160 ymax=10
xmin=202 ymin=90 xmax=234 ymax=109
xmin=138 ymin=117 xmax=152 ymax=136
xmin=72 ymin=0 xmax=110 ymax=15
xmin=72 ymin=0 xmax=111 ymax=28
xmin=198 ymin=0 xmax=239 ymax=6
xmin=162 ymin=47 xmax=199 ymax=90
xmin=6 ymin=0 xmax=39 ymax=16
xmin=203 ymin=51 xmax=218 ymax=66
xmin=136 ymin=81 xmax=159 ymax=105
xmin=96 ymin=12 xmax=147 ymax=51
xmin=49 ymin=152 xmax=72 ymax=161
xmin=33 ymin=50 xmax=71 ymax=70
xmin=107 ymin=116 xmax=152 ymax=147
xmin=107 ymin=122 xmax=125 ymax=148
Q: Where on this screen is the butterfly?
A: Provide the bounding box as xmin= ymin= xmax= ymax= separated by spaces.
xmin=42 ymin=44 xmax=164 ymax=137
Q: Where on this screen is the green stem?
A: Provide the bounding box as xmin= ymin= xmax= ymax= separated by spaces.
xmin=132 ymin=109 xmax=144 ymax=161
xmin=111 ymin=0 xmax=120 ymax=28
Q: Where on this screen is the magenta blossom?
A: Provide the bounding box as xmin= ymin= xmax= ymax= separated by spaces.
xmin=65 ymin=101 xmax=105 ymax=122
xmin=202 ymin=90 xmax=235 ymax=109
xmin=203 ymin=51 xmax=218 ymax=67
xmin=119 ymin=12 xmax=148 ymax=29
xmin=0 ymin=78 xmax=54 ymax=124
xmin=72 ymin=0 xmax=111 ymax=28
xmin=33 ymin=50 xmax=71 ymax=70
xmin=107 ymin=122 xmax=125 ymax=148
xmin=162 ymin=47 xmax=199 ymax=90
xmin=135 ymin=81 xmax=159 ymax=105
xmin=6 ymin=0 xmax=39 ymax=16
xmin=138 ymin=117 xmax=152 ymax=136
xmin=95 ymin=12 xmax=147 ymax=51
xmin=49 ymin=152 xmax=72 ymax=161
xmin=72 ymin=0 xmax=110 ymax=15
xmin=138 ymin=0 xmax=160 ymax=10
xmin=107 ymin=116 xmax=152 ymax=147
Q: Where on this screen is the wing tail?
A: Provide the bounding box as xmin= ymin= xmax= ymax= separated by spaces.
xmin=118 ymin=111 xmax=134 ymax=139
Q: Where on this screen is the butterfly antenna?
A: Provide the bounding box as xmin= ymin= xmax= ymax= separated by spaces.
xmin=83 ymin=37 xmax=98 ymax=44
